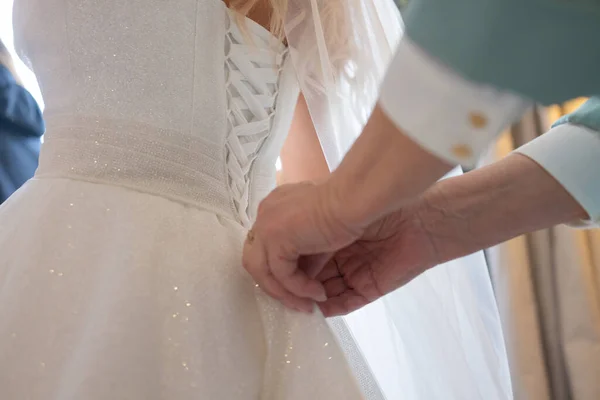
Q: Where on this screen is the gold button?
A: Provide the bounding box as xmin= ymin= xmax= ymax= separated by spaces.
xmin=451 ymin=144 xmax=473 ymax=159
xmin=468 ymin=112 xmax=488 ymax=129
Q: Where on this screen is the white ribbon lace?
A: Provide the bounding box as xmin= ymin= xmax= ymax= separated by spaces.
xmin=224 ymin=19 xmax=287 ymax=227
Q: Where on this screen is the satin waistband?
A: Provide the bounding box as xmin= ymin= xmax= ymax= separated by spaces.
xmin=36 ymin=116 xmax=275 ymax=223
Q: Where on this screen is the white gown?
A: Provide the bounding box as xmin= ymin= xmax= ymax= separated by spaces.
xmin=0 ymin=0 xmax=381 ymax=398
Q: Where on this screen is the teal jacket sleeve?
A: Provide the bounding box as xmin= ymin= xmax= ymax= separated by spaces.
xmin=402 ymin=0 xmax=600 ymax=105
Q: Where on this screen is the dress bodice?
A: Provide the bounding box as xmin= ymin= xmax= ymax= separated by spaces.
xmin=12 ymin=0 xmax=300 ymax=225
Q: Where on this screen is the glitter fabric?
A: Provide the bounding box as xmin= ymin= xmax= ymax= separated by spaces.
xmin=0 ymin=0 xmax=382 ymax=399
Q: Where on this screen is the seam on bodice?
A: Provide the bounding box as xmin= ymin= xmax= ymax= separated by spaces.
xmin=223 ymin=16 xmax=288 ymax=227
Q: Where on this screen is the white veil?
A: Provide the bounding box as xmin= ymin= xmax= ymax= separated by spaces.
xmin=284 ymin=0 xmax=402 ymax=170
xmin=284 ymin=2 xmax=513 ymax=399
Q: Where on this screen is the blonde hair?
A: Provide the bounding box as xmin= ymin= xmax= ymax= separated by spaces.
xmin=229 ymin=0 xmax=354 ymax=78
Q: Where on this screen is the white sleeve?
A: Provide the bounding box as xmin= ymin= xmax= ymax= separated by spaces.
xmin=516 ymin=123 xmax=600 ymax=228
xmin=378 ymin=37 xmax=530 ymax=167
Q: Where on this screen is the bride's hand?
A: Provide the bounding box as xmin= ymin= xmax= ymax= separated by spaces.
xmin=242 ymin=181 xmax=363 ymax=313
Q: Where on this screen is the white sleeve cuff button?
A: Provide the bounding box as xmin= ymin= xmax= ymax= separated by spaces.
xmin=379 ymin=37 xmax=530 ymax=167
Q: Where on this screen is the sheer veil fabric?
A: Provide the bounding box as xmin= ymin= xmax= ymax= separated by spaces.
xmin=285 ymin=2 xmax=513 ymax=399
xmin=284 ymin=0 xmax=402 ymax=170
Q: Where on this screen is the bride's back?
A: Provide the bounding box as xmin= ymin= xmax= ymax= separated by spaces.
xmin=12 ymin=0 xmax=298 ymax=224
xmin=14 ymin=0 xmax=237 ymax=132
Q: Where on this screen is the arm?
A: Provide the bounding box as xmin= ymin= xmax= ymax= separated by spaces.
xmin=278 ymin=94 xmax=330 ymax=184
xmin=325 ymin=34 xmax=528 ymax=230
xmin=325 ymin=0 xmax=600 ymax=230
xmin=328 ymin=104 xmax=453 ymax=228
xmin=417 ymin=153 xmax=588 ymax=264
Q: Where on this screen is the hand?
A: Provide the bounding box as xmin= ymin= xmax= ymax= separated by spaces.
xmin=242 ymin=181 xmax=364 ymax=313
xmin=316 ymin=152 xmax=590 ymax=317
xmin=242 ymin=106 xmax=451 ymax=315
xmin=315 ymin=202 xmax=440 ymax=317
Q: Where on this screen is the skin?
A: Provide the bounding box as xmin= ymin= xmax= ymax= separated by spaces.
xmin=243 ymin=105 xmax=452 ymax=312
xmin=318 ymin=152 xmax=587 ymax=316
xmin=237 ymin=0 xmax=589 ymax=315
xmin=245 ymin=101 xmax=588 ymax=315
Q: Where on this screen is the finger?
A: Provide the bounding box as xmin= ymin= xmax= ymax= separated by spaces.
xmin=298 ymin=253 xmax=332 ymax=279
xmin=242 ymin=231 xmax=268 ymax=284
xmin=271 ymin=256 xmax=327 ymax=303
xmin=243 ymin=234 xmax=313 ymax=313
xmin=260 ymin=274 xmax=314 ymax=313
xmin=315 ymin=259 xmax=342 ymax=282
xmin=242 ymin=233 xmax=286 ymax=302
xmin=323 ymin=276 xmax=347 ymax=298
xmin=318 ymin=291 xmax=368 ymax=317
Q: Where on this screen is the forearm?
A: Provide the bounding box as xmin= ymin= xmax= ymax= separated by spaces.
xmin=328 ymin=105 xmax=452 ymax=228
xmin=419 ymin=153 xmax=588 ymax=263
xmin=326 ymin=31 xmax=526 ymax=230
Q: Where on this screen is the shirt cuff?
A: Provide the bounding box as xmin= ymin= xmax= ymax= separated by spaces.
xmin=378 ymin=37 xmax=530 ymax=167
xmin=515 ymin=124 xmax=600 ymax=228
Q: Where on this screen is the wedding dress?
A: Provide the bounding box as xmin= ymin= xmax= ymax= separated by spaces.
xmin=0 ymin=0 xmax=515 ymax=398
xmin=0 ymin=0 xmax=384 ymax=398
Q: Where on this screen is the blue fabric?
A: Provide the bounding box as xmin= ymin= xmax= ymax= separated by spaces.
xmin=402 ymin=0 xmax=600 ymax=104
xmin=0 ymin=64 xmax=44 ymax=203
